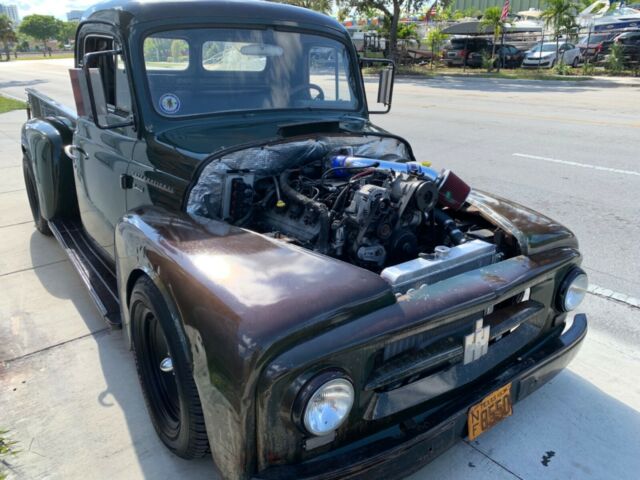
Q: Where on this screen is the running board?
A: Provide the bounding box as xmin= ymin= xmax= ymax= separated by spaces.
xmin=49 ymin=218 xmax=122 ymax=327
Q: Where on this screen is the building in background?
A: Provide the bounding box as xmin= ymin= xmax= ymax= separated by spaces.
xmin=0 ymin=4 xmax=19 ymax=24
xmin=67 ymin=10 xmax=84 ymax=21
xmin=451 ymin=0 xmax=543 ymax=12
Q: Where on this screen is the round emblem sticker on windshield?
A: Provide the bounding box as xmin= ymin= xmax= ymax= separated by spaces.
xmin=159 ymin=93 xmax=181 ymax=114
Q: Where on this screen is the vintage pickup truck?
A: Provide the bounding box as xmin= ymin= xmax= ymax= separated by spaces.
xmin=21 ymin=1 xmax=588 ymax=479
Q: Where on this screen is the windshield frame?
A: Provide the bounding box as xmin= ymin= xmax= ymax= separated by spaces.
xmin=136 ymin=24 xmax=365 ymax=122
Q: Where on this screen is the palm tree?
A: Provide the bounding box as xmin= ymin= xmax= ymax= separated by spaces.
xmin=0 ymin=15 xmax=16 ymax=61
xmin=541 ymin=0 xmax=578 ymax=66
xmin=480 ymin=6 xmax=506 ymax=70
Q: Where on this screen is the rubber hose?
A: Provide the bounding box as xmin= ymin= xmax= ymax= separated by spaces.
xmin=434 ymin=209 xmax=466 ymax=245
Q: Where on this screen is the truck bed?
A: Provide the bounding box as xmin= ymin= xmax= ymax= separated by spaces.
xmin=26 ymin=88 xmax=77 ymax=125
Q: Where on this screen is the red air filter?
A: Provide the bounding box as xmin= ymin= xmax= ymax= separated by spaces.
xmin=438 ymin=170 xmax=471 ymax=210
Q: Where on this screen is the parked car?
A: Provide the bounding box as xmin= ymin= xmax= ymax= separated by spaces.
xmin=465 ymin=44 xmax=524 ymax=69
xmin=21 ymin=1 xmax=588 ymax=479
xmin=494 ymin=44 xmax=525 ymax=68
xmin=596 ymin=30 xmax=640 ymax=66
xmin=578 ymin=32 xmax=618 ymax=60
xmin=443 ymin=37 xmax=493 ymax=67
xmin=522 ymin=42 xmax=581 ymax=68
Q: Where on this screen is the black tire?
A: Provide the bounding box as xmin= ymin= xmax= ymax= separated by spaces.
xmin=572 ymin=56 xmax=579 ymax=68
xmin=22 ymin=154 xmax=51 ymax=236
xmin=130 ymin=276 xmax=209 ymax=459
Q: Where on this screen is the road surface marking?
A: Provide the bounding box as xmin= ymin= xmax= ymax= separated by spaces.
xmin=588 ymin=284 xmax=640 ymax=309
xmin=419 ymin=104 xmax=640 ymax=129
xmin=513 ymin=153 xmax=640 ymax=177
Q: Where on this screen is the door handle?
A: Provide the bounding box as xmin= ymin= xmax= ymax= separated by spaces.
xmin=64 ymin=144 xmax=88 ymax=160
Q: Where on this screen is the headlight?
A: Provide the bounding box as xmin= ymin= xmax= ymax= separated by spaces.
xmin=299 ymin=375 xmax=354 ymax=436
xmin=557 ymin=268 xmax=588 ymax=312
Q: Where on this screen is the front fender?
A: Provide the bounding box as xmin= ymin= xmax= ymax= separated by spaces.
xmin=468 ymin=190 xmax=578 ymax=255
xmin=114 ymin=206 xmax=394 ymax=480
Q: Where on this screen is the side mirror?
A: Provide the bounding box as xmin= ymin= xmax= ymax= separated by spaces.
xmin=360 ymin=57 xmax=395 ymax=114
xmin=82 ymin=49 xmax=134 ymax=129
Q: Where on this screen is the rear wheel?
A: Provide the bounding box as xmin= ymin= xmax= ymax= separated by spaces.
xmin=130 ymin=276 xmax=209 ymax=459
xmin=572 ymin=56 xmax=579 ymax=68
xmin=22 ymin=154 xmax=51 ymax=236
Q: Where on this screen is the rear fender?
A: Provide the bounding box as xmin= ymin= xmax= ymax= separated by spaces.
xmin=21 ymin=117 xmax=77 ymax=220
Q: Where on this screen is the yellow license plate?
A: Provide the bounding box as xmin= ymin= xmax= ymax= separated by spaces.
xmin=467 ymin=383 xmax=513 ymax=441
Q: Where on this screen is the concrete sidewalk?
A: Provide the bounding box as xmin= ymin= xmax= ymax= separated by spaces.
xmin=1 ymin=109 xmax=639 ymax=480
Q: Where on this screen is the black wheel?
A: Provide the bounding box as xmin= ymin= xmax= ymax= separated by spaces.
xmin=130 ymin=276 xmax=209 ymax=459
xmin=572 ymin=56 xmax=579 ymax=68
xmin=22 ymin=154 xmax=51 ymax=236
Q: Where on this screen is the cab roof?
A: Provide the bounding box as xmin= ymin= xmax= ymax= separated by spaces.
xmin=82 ymin=0 xmax=345 ymax=33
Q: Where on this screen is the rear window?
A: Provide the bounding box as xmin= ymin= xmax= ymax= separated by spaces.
xmin=202 ymin=41 xmax=268 ymax=71
xmin=143 ymin=36 xmax=189 ymax=70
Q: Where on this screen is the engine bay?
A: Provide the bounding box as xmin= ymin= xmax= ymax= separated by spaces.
xmin=187 ymin=136 xmax=517 ymax=294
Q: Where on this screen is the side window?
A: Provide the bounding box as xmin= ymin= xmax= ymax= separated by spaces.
xmin=308 ymin=46 xmax=353 ymax=103
xmin=83 ymin=35 xmax=132 ymax=118
xmin=144 ymin=36 xmax=189 ymax=70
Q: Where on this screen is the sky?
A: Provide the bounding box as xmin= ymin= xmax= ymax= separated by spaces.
xmin=15 ymin=1 xmax=94 ymax=20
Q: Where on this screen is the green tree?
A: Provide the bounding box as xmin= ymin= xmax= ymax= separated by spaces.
xmin=338 ymin=0 xmax=427 ymax=61
xmin=277 ymin=0 xmax=333 ymax=13
xmin=434 ymin=4 xmax=454 ymax=21
xmin=0 ymin=15 xmax=16 ymax=61
xmin=541 ymin=0 xmax=578 ymax=65
xmin=19 ymin=14 xmax=59 ymax=56
xmin=605 ymin=42 xmax=624 ymax=74
xmin=425 ymin=26 xmax=448 ymax=67
xmin=480 ymin=6 xmax=507 ymax=70
xmin=55 ymin=20 xmax=78 ymax=45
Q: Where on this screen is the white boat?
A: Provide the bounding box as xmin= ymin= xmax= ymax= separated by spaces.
xmin=578 ymin=1 xmax=640 ymax=31
xmin=593 ymin=6 xmax=640 ymax=31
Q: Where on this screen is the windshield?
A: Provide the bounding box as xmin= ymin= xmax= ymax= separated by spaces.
xmin=530 ymin=44 xmax=557 ymax=53
xmin=143 ymin=28 xmax=359 ymax=117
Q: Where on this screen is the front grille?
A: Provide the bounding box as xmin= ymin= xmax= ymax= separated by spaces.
xmin=364 ymin=297 xmax=547 ymax=420
xmin=382 ymin=312 xmax=481 ymax=362
xmin=370 ymin=293 xmax=540 ymax=394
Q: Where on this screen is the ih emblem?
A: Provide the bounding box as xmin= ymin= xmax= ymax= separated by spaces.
xmin=463 ymin=319 xmax=490 ymax=364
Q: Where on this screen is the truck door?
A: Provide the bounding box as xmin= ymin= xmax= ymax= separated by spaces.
xmin=73 ymin=35 xmax=137 ymax=259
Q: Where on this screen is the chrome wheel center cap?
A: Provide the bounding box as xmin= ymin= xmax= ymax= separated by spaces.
xmin=160 ymin=357 xmax=173 ymax=373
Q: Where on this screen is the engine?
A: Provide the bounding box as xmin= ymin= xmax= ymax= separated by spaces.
xmin=231 ymin=154 xmax=474 ymax=272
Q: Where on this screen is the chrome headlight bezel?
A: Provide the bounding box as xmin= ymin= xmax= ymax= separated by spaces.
xmin=557 ymin=267 xmax=588 ymax=312
xmin=293 ymin=370 xmax=354 ymax=437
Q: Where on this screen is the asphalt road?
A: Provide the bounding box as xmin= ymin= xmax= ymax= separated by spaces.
xmin=0 ymin=59 xmax=639 ymax=480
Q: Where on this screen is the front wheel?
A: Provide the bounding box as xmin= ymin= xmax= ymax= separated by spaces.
xmin=130 ymin=276 xmax=209 ymax=459
xmin=572 ymin=56 xmax=580 ymax=68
